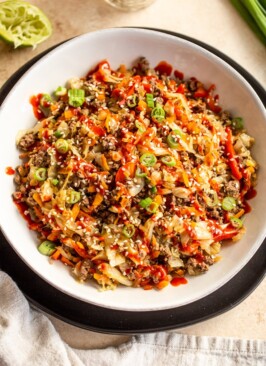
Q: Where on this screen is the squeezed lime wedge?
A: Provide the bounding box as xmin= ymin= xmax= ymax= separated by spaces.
xmin=0 ymin=1 xmax=52 ymax=48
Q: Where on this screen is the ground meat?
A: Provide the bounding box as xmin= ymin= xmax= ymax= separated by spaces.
xmin=26 ymin=194 xmax=37 ymax=207
xmin=72 ymin=234 xmax=81 ymax=242
xmin=102 ymin=135 xmax=118 ymax=151
xmin=31 ymin=150 xmax=50 ymax=167
xmin=105 ymin=213 xmax=116 ymax=224
xmin=190 ymin=100 xmax=206 ymax=113
xmin=14 ymin=173 xmax=21 ymax=185
xmin=187 ymin=79 xmax=200 ymax=92
xmin=70 ymin=175 xmax=87 ymax=189
xmin=82 ymin=195 xmax=91 ymax=206
xmin=220 ymin=111 xmax=232 ymax=125
xmin=225 ymin=180 xmax=240 ymax=199
xmin=186 ymin=255 xmax=214 ymax=276
xmin=207 ymin=207 xmax=223 ymax=222
xmin=134 ymin=57 xmax=150 ymax=75
xmin=180 ymin=151 xmax=195 ymax=170
xmin=13 ymin=191 xmax=22 ymax=200
xmin=79 ymin=259 xmax=93 ymax=281
xmin=17 ymin=133 xmax=36 ymax=151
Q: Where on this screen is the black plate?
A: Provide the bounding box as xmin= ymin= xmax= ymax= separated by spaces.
xmin=0 ymin=29 xmax=265 ymax=334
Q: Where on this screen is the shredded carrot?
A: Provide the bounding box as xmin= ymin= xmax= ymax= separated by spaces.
xmin=101 ymin=154 xmax=110 ymax=171
xmin=92 ymin=193 xmax=104 ymax=207
xmin=87 ymin=185 xmax=96 ymax=193
xmin=71 ymin=203 xmax=80 ymax=220
xmin=61 ymin=256 xmax=74 ymax=267
xmin=64 ymin=109 xmax=73 ymax=119
xmin=33 ymin=192 xmax=43 ymax=206
xmin=51 ymin=249 xmax=61 ymax=260
xmin=234 ymin=209 xmax=245 ymax=219
xmin=47 ymin=229 xmax=61 ymax=241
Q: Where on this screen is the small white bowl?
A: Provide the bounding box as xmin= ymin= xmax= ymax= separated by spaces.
xmin=0 ymin=28 xmax=265 ymax=311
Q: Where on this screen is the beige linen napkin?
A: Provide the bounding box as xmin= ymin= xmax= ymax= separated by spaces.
xmin=0 ymin=271 xmax=265 ymax=366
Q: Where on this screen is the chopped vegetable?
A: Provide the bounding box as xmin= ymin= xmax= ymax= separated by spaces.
xmin=167 ymin=130 xmax=180 ymax=149
xmin=146 ymin=201 xmax=159 ymax=213
xmin=34 ymin=168 xmax=47 ymax=181
xmin=151 ymin=104 xmax=165 ymax=122
xmin=140 ymin=153 xmax=157 ymax=167
xmin=161 ymin=155 xmax=176 ymax=166
xmin=122 ymin=224 xmax=136 ymax=238
xmin=66 ymin=190 xmax=81 ymax=204
xmin=54 ymin=130 xmax=63 ymax=138
xmin=38 ymin=241 xmax=56 ymax=256
xmin=55 ymin=86 xmax=67 ymax=96
xmin=51 ymin=178 xmax=59 ymax=186
xmin=230 ymin=217 xmax=243 ymax=228
xmin=232 ymin=117 xmax=244 ymax=130
xmin=55 ymin=139 xmax=69 ymax=154
xmin=222 ymin=197 xmax=236 ymax=211
xmin=139 ymin=197 xmax=153 ymax=208
xmin=68 ymin=89 xmax=85 ymax=107
xmin=127 ymin=94 xmax=137 ymax=108
xmin=146 ymin=93 xmax=155 ymax=108
xmin=135 ymin=120 xmax=146 ymax=133
xmin=40 ymin=94 xmax=51 ymax=107
xmin=136 ymin=167 xmax=147 ymax=177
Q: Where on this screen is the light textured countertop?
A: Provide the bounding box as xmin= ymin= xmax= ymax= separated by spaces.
xmin=0 ymin=0 xmax=265 ymax=349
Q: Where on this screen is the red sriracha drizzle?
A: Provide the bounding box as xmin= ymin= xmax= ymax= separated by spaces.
xmin=5 ymin=166 xmax=15 ymax=175
xmin=30 ymin=94 xmax=45 ymax=120
xmin=171 ymin=277 xmax=188 ymax=287
xmin=154 ymin=61 xmax=173 ymax=76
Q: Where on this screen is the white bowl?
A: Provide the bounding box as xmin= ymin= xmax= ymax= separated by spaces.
xmin=0 ymin=28 xmax=265 ymax=311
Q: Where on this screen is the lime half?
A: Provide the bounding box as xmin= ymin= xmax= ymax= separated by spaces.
xmin=0 ymin=1 xmax=52 ymax=48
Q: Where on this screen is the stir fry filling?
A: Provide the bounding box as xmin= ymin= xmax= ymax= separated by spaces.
xmin=13 ymin=58 xmax=258 ymax=290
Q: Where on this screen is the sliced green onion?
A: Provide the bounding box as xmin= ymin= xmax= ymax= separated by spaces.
xmin=140 ymin=153 xmax=157 ymax=167
xmin=151 ymin=186 xmax=157 ymax=194
xmin=38 ymin=240 xmax=56 ymax=256
xmin=55 ymin=86 xmax=67 ymax=97
xmin=51 ymin=178 xmax=59 ymax=186
xmin=230 ymin=0 xmax=266 ymax=46
xmin=151 ymin=104 xmax=165 ymax=122
xmin=68 ymin=89 xmax=85 ymax=107
xmin=146 ymin=201 xmax=159 ymax=213
xmin=230 ymin=217 xmax=243 ymax=228
xmin=66 ymin=190 xmax=81 ymax=204
xmin=135 ymin=120 xmax=146 ymax=133
xmin=40 ymin=94 xmax=52 ymax=107
xmin=139 ymin=197 xmax=153 ymax=208
xmin=54 ymin=130 xmax=63 ymax=138
xmin=161 ymin=155 xmax=176 ymax=166
xmin=231 ymin=117 xmax=244 ymax=130
xmin=167 ymin=130 xmax=181 ymax=149
xmin=55 ymin=139 xmax=69 ymax=154
xmin=34 ymin=168 xmax=47 ymax=181
xmin=222 ymin=196 xmax=236 ymax=211
xmin=146 ymin=93 xmax=154 ymax=108
xmin=122 ymin=224 xmax=136 ymax=238
xmin=241 ymin=0 xmax=266 ymax=38
xmin=127 ymin=94 xmax=137 ymax=108
xmin=136 ymin=167 xmax=147 ymax=178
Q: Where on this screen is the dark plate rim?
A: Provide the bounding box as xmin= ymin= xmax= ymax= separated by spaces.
xmin=0 ymin=28 xmax=265 ymax=334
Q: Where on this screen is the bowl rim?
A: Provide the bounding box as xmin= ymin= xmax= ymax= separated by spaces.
xmin=0 ymin=27 xmax=265 ymax=312
xmin=0 ymin=29 xmax=265 ymax=333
